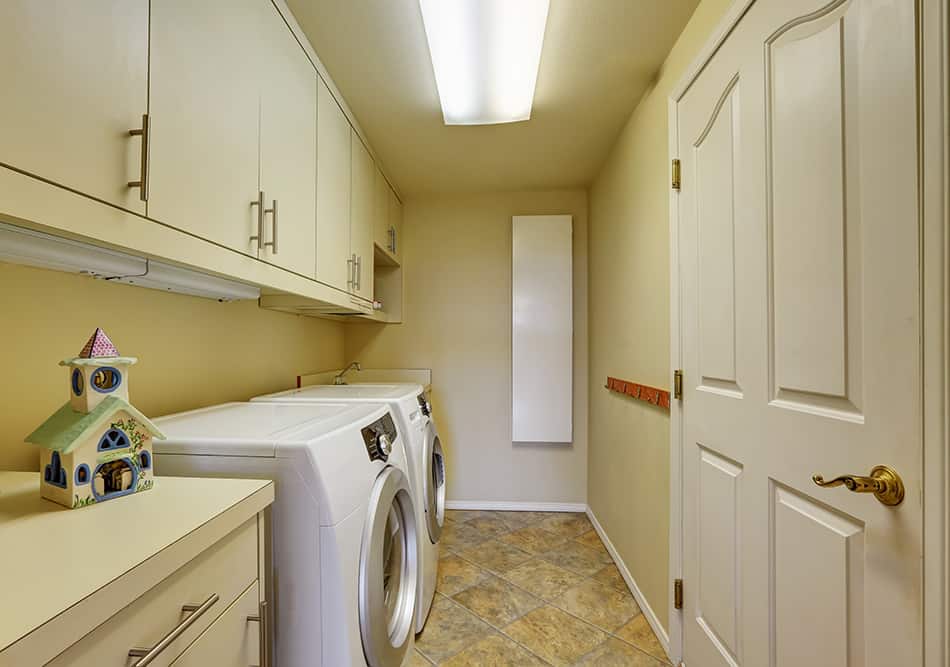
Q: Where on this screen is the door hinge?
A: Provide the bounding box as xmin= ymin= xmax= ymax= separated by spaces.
xmin=671 ymin=158 xmax=681 ymax=190
xmin=674 ymin=578 xmax=683 ymax=610
xmin=673 ymin=370 xmax=683 ymax=400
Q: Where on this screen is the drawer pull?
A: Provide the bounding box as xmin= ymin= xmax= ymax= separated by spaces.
xmin=247 ymin=600 xmax=269 ymax=667
xmin=127 ymin=593 xmax=219 ymax=666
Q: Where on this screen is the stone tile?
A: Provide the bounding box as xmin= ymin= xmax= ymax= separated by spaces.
xmin=538 ymin=512 xmax=593 ymax=539
xmin=502 ymin=606 xmax=607 ymax=667
xmin=458 ymin=539 xmax=533 ymax=574
xmin=494 ymin=510 xmax=553 ymax=529
xmin=540 ymin=540 xmax=613 ymax=577
xmin=466 ymin=515 xmax=512 ymax=539
xmin=446 ymin=509 xmax=494 ymax=523
xmin=437 ymin=553 xmax=489 ymax=596
xmin=415 ymin=595 xmax=494 ymax=664
xmin=551 ymin=578 xmax=641 ymax=632
xmin=573 ymin=529 xmax=606 ymax=551
xmin=591 ymin=563 xmax=628 ymax=592
xmin=440 ymin=632 xmax=549 ymax=667
xmin=574 ymin=637 xmax=667 ymax=666
xmin=500 ymin=558 xmax=586 ymax=601
xmin=440 ymin=520 xmax=491 ymax=552
xmin=452 ymin=575 xmax=543 ymax=627
xmin=616 ymin=615 xmax=670 ymax=663
xmin=407 ymin=649 xmax=433 ymax=666
xmin=498 ymin=526 xmax=568 ymax=555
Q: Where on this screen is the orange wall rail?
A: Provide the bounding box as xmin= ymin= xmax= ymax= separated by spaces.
xmin=604 ymin=376 xmax=671 ymax=411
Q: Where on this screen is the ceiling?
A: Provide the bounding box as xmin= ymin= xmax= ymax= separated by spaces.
xmin=287 ymin=0 xmax=700 ymax=196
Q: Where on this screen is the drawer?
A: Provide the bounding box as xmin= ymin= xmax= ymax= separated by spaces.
xmin=47 ymin=517 xmax=258 ymax=667
xmin=170 ymin=581 xmax=261 ymax=667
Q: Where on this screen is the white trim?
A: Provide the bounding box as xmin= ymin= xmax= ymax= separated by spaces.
xmin=586 ymin=507 xmax=672 ymax=662
xmin=922 ymin=0 xmax=949 ymax=665
xmin=667 ymin=93 xmax=685 ymax=667
xmin=445 ymin=500 xmax=588 ymax=513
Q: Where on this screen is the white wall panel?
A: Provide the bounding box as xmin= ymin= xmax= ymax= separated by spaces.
xmin=512 ymin=215 xmax=573 ymax=443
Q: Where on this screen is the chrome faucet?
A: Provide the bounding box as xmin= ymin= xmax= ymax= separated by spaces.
xmin=334 ymin=361 xmax=361 ymax=385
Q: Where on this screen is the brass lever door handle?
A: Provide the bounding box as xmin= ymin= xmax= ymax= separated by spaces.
xmin=812 ymin=465 xmax=904 ymax=506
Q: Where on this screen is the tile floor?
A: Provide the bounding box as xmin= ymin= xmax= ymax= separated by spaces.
xmin=411 ymin=510 xmax=671 ymax=666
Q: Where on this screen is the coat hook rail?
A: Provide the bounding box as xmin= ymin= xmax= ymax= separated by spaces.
xmin=604 ymin=376 xmax=671 ymax=411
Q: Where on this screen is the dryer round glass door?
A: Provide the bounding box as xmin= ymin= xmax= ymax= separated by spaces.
xmin=360 ymin=467 xmax=419 ymax=667
xmin=423 ymin=428 xmax=446 ymax=543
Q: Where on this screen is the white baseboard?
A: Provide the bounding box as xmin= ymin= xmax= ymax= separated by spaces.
xmin=586 ymin=507 xmax=672 ymax=661
xmin=445 ymin=500 xmax=588 ymax=513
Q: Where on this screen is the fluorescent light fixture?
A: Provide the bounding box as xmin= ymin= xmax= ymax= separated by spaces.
xmin=419 ymin=0 xmax=550 ymax=125
xmin=0 ymin=222 xmax=260 ymax=302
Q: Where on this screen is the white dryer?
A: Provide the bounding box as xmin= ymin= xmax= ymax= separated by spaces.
xmin=152 ymin=401 xmax=418 ymax=667
xmin=252 ymin=384 xmax=445 ymax=632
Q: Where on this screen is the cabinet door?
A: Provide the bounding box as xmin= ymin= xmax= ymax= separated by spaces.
xmin=388 ymin=188 xmax=404 ymax=264
xmin=259 ymin=4 xmax=317 ymax=278
xmin=373 ymin=167 xmax=391 ymax=255
xmin=149 ymin=0 xmax=262 ymax=255
xmin=170 ymin=582 xmax=261 ymax=667
xmin=350 ymin=134 xmax=375 ymax=300
xmin=315 ymin=77 xmax=351 ymax=291
xmin=0 ymin=1 xmax=148 ymax=214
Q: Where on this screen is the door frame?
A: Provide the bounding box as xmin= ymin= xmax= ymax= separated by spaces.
xmin=666 ymin=0 xmax=949 ymax=664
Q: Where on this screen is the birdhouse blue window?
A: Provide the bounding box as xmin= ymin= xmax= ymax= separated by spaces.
xmin=139 ymin=451 xmax=151 ymax=470
xmin=71 ymin=368 xmax=84 ymax=396
xmin=98 ymin=429 xmax=130 ymax=452
xmin=45 ymin=451 xmax=67 ymax=488
xmin=90 ymin=367 xmax=121 ymax=393
xmin=75 ymin=463 xmax=90 ymax=485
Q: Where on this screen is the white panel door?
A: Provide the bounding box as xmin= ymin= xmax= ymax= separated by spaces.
xmin=676 ymin=0 xmax=920 ymax=665
xmin=259 ymin=3 xmax=317 ymax=278
xmin=315 ymin=77 xmax=351 ymax=292
xmin=149 ymin=0 xmax=262 ymax=254
xmin=0 ymin=1 xmax=148 ymax=214
xmin=512 ymin=215 xmax=573 ymax=443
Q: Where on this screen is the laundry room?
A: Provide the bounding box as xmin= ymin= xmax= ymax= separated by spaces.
xmin=0 ymin=0 xmax=946 ymax=666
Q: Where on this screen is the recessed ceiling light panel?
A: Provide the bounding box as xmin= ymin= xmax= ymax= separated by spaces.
xmin=419 ymin=0 xmax=550 ymax=125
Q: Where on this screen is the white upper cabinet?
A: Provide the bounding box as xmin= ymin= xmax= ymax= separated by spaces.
xmin=350 ymin=133 xmax=376 ymax=299
xmin=388 ymin=188 xmax=404 ymax=265
xmin=0 ymin=1 xmax=148 ymax=214
xmin=148 ymin=0 xmax=262 ymax=255
xmin=316 ymin=77 xmax=352 ymax=292
xmin=259 ymin=6 xmax=317 ymax=278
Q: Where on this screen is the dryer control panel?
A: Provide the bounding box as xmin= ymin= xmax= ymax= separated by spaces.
xmin=361 ymin=412 xmax=399 ymax=462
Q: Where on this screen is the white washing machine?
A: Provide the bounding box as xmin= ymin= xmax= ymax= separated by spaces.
xmin=252 ymin=384 xmax=445 ymax=632
xmin=152 ymin=401 xmax=418 ymax=667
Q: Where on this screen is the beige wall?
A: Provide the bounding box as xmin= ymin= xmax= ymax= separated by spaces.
xmin=0 ymin=262 xmax=344 ymax=471
xmin=346 ymin=190 xmax=589 ymax=505
xmin=587 ymin=0 xmax=733 ymax=633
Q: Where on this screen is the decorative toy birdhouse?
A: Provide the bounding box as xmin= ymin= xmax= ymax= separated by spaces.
xmin=26 ymin=329 xmax=164 ymax=509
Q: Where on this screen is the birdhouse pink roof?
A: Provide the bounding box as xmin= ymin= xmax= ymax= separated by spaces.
xmin=79 ymin=328 xmax=119 ymax=358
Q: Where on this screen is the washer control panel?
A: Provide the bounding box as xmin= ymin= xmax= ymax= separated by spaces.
xmin=417 ymin=393 xmax=432 ymax=417
xmin=361 ymin=412 xmax=399 ymax=462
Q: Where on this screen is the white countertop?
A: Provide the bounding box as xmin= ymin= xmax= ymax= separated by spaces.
xmin=0 ymin=471 xmax=273 ymax=655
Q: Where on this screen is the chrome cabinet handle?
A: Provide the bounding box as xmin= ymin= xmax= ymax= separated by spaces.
xmin=347 ymin=254 xmax=355 ymax=289
xmin=264 ymin=199 xmax=278 ymax=254
xmin=128 ymin=593 xmax=219 ymax=666
xmin=247 ymin=600 xmax=269 ymax=667
xmin=127 ymin=113 xmax=150 ymax=202
xmin=812 ymin=465 xmax=905 ymax=506
xmin=388 ymin=225 xmax=396 ymax=253
xmin=250 ymin=191 xmax=264 ymax=250
xmin=356 ymin=255 xmax=362 ymax=291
